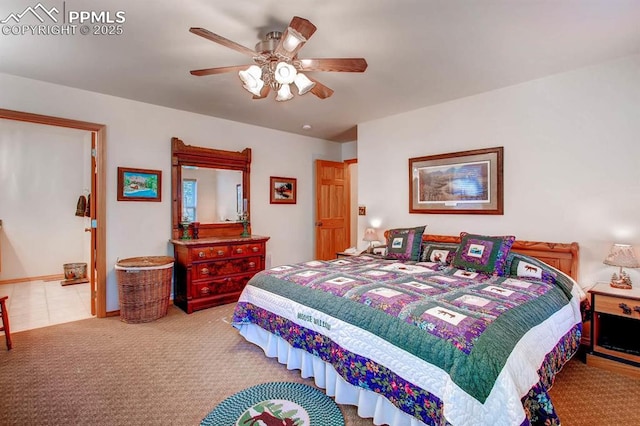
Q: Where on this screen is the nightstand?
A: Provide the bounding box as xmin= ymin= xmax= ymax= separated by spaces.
xmin=587 ymin=282 xmax=640 ymax=378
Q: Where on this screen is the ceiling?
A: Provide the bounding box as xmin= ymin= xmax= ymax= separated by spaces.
xmin=1 ymin=1 xmax=639 ymax=142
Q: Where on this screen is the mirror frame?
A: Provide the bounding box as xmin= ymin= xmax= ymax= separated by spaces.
xmin=171 ymin=137 xmax=251 ymax=239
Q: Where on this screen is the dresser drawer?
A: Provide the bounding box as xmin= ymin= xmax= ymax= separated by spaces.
xmin=192 ymin=274 xmax=253 ymax=299
xmin=594 ymin=294 xmax=640 ymax=319
xmin=230 ymin=242 xmax=264 ymax=257
xmin=193 ymin=256 xmax=262 ymax=280
xmin=191 ymin=245 xmax=230 ymax=261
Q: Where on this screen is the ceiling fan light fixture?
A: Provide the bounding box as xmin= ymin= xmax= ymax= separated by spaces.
xmin=294 ymin=73 xmax=315 ymax=95
xmin=275 ymin=83 xmax=294 ymax=102
xmin=238 ymin=65 xmax=264 ymax=96
xmin=282 ymin=28 xmax=306 ymax=52
xmin=274 ymin=62 xmax=297 ymax=84
xmin=189 ymin=17 xmax=367 ymax=102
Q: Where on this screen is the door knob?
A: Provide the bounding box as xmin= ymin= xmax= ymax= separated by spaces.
xmin=315 ymin=221 xmax=323 ymax=226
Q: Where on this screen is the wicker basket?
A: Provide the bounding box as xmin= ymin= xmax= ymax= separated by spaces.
xmin=63 ymin=263 xmax=87 ymax=280
xmin=115 ymin=256 xmax=174 ymax=324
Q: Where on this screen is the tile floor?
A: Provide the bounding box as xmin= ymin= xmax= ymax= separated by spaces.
xmin=0 ymin=279 xmax=93 ymax=334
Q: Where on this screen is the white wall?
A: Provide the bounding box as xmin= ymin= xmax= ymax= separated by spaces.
xmin=0 ymin=73 xmax=342 ymax=311
xmin=0 ymin=119 xmax=91 ymax=280
xmin=341 ymin=141 xmax=357 ymax=161
xmin=358 ymin=54 xmax=640 ymax=289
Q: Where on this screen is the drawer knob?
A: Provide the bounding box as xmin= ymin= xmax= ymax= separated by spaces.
xmin=200 ymin=287 xmax=210 ymax=295
xmin=236 ymin=248 xmax=243 ymax=254
xmin=217 ymin=250 xmax=224 ymax=256
xmin=619 ymin=303 xmax=632 ymax=315
xmin=198 ymin=251 xmax=205 ymax=258
xmin=252 ymin=246 xmax=259 ymax=252
xmin=634 ymin=306 xmax=640 ymax=315
xmin=201 ymin=267 xmax=209 ymax=276
xmin=248 ymin=262 xmax=256 ymax=268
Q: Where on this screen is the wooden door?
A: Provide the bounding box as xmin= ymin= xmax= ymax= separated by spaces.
xmin=315 ymin=160 xmax=350 ymax=260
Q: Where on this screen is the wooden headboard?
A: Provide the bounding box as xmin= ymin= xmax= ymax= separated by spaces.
xmin=423 ymin=234 xmax=579 ymax=281
xmin=383 ymin=231 xmax=580 ymax=280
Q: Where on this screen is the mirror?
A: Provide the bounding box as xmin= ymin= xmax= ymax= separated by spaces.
xmin=181 ymin=166 xmax=243 ymax=223
xmin=171 ymin=137 xmax=251 ymax=239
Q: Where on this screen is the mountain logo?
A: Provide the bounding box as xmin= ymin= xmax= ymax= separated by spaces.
xmin=1 ymin=3 xmax=59 ymax=24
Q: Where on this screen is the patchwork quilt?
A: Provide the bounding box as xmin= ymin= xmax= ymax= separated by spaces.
xmin=232 ymin=254 xmax=582 ymax=425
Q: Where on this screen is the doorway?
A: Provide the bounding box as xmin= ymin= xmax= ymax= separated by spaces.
xmin=0 ymin=108 xmax=107 ymax=318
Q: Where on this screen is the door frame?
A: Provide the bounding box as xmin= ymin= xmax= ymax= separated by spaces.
xmin=344 ymin=158 xmax=357 ymax=247
xmin=0 ymin=108 xmax=107 ymax=318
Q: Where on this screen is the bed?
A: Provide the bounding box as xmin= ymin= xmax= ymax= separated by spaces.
xmin=232 ymin=231 xmax=584 ymax=426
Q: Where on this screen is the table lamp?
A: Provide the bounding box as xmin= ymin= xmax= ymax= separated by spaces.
xmin=363 ymin=228 xmax=379 ymax=253
xmin=603 ymin=243 xmax=640 ymax=289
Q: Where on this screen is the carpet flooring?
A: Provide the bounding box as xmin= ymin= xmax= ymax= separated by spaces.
xmin=1 ymin=303 xmax=638 ymax=425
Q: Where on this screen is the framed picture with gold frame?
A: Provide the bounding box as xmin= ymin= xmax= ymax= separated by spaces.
xmin=409 ymin=147 xmax=503 ymax=214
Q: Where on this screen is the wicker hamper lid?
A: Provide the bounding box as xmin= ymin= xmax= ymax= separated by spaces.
xmin=115 ymin=256 xmax=174 ymax=269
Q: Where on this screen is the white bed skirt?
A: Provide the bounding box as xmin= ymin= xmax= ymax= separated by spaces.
xmin=237 ymin=322 xmax=428 ymax=426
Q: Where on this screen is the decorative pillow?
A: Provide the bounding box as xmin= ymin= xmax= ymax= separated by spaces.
xmin=451 ymin=232 xmax=515 ymax=275
xmin=505 ymin=253 xmax=557 ymax=284
xmin=385 ymin=226 xmax=426 ymax=261
xmin=419 ymin=242 xmax=459 ymax=264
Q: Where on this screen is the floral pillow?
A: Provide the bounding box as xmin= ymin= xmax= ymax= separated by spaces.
xmin=385 ymin=226 xmax=426 ymax=261
xmin=420 ymin=242 xmax=459 ymax=264
xmin=451 ymin=232 xmax=516 ymax=275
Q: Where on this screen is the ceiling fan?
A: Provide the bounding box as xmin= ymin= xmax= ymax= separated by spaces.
xmin=189 ymin=16 xmax=368 ymax=101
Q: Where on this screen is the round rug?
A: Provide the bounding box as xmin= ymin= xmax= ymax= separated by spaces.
xmin=201 ymin=382 xmax=344 ymax=426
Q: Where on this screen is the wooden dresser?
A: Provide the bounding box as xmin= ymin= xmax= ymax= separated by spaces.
xmin=171 ymin=235 xmax=269 ymax=313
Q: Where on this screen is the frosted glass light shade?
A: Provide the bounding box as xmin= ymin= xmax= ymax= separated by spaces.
xmin=294 ymin=73 xmax=315 ymax=95
xmin=238 ymin=65 xmax=264 ymax=96
xmin=275 ymin=84 xmax=294 ymax=102
xmin=282 ymin=28 xmax=305 ymax=52
xmin=274 ymin=62 xmax=297 ymax=84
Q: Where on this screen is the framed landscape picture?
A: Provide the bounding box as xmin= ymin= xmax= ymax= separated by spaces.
xmin=270 ymin=176 xmax=296 ymax=204
xmin=409 ymin=147 xmax=503 ymax=214
xmin=117 ymin=167 xmax=162 ymax=202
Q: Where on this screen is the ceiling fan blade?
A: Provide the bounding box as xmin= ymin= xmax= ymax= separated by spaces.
xmin=289 ymin=16 xmax=318 ymax=39
xmin=298 ymin=58 xmax=368 ymax=73
xmin=189 ymin=27 xmax=262 ymax=59
xmin=190 ymin=65 xmax=251 ymax=76
xmin=306 ymin=77 xmax=334 ymax=99
xmin=274 ymin=16 xmax=317 ymax=59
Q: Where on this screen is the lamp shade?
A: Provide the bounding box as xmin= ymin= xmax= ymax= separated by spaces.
xmin=275 ymin=83 xmax=294 ymax=102
xmin=274 ymin=62 xmax=297 ymax=85
xmin=238 ymin=65 xmax=264 ymax=96
xmin=603 ymin=244 xmax=640 ymax=268
xmin=282 ymin=28 xmax=306 ymax=52
xmin=363 ymin=228 xmax=378 ymax=242
xmin=294 ymin=73 xmax=315 ymax=95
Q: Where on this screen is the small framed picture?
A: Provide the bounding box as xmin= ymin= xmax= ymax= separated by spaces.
xmin=117 ymin=167 xmax=162 ymax=202
xmin=270 ymin=176 xmax=296 ymax=204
